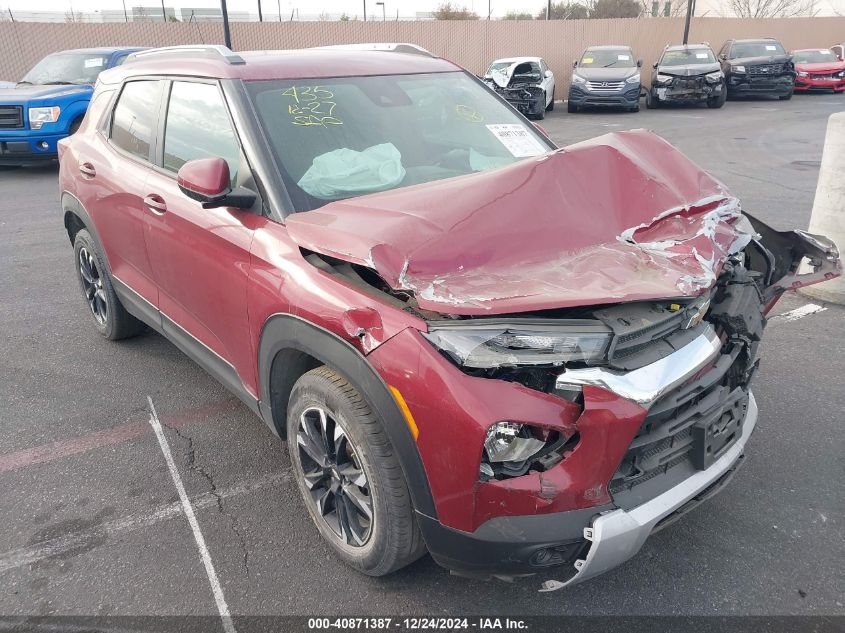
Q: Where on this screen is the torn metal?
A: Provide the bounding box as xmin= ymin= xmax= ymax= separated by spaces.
xmin=483 ymin=61 xmax=546 ymax=119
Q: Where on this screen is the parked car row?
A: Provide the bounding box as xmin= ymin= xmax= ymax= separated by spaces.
xmin=483 ymin=37 xmax=845 ymax=118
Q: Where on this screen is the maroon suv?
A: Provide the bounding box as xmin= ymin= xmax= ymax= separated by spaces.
xmin=58 ymin=44 xmax=840 ymax=586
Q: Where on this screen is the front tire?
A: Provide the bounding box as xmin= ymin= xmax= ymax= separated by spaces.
xmin=567 ymin=101 xmax=578 ymax=113
xmin=287 ymin=367 xmax=426 ymax=576
xmin=645 ymin=89 xmax=659 ymax=109
xmin=707 ymin=86 xmax=727 ymax=108
xmin=779 ymin=88 xmax=793 ymax=101
xmin=72 ymin=229 xmax=143 ymax=340
xmin=546 ymin=88 xmax=555 ymax=111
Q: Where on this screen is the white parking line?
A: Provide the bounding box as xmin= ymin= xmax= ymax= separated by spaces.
xmin=769 ymin=303 xmax=828 ymax=323
xmin=0 ymin=472 xmax=286 ymax=574
xmin=148 ymin=396 xmax=236 ymax=633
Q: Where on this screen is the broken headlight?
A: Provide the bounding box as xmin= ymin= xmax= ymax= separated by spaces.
xmin=705 ymin=71 xmax=724 ymax=82
xmin=480 ymin=421 xmax=570 ymax=480
xmin=422 ymin=321 xmax=612 ymax=369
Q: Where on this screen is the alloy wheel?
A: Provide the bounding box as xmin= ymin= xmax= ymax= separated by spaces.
xmin=296 ymin=406 xmax=374 ymax=547
xmin=78 ymin=247 xmax=107 ymax=325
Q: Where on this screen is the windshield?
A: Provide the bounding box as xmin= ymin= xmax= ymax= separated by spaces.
xmin=21 ymin=52 xmax=108 ymax=85
xmin=793 ymin=49 xmax=838 ymax=64
xmin=660 ymin=48 xmax=716 ymax=66
xmin=579 ymin=49 xmax=635 ymax=68
xmin=730 ymin=41 xmax=785 ymax=59
xmin=247 ymin=72 xmax=552 ymax=212
xmin=487 ymin=61 xmax=513 ymax=74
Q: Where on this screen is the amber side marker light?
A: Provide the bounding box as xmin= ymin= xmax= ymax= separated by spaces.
xmin=389 ymin=385 xmax=419 ymax=441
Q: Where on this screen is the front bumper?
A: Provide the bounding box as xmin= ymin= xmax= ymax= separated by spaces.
xmin=794 ymin=76 xmax=845 ymax=91
xmin=726 ymin=75 xmax=794 ymax=96
xmin=568 ymin=85 xmax=641 ymax=108
xmin=542 ymin=392 xmax=757 ymax=589
xmin=0 ymin=132 xmax=64 ymax=165
xmin=654 ymin=81 xmax=722 ymax=103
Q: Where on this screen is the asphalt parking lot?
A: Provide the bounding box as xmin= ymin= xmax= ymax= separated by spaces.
xmin=1 ymin=95 xmax=843 ymax=618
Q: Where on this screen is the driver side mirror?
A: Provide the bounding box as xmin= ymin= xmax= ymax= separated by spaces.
xmin=544 ymin=69 xmax=553 ymax=78
xmin=719 ymin=53 xmax=727 ymax=61
xmin=637 ymin=59 xmax=642 ymax=68
xmin=652 ymin=61 xmax=658 ymax=69
xmin=572 ymin=60 xmax=578 ymax=68
xmin=177 ymin=157 xmax=255 ymax=210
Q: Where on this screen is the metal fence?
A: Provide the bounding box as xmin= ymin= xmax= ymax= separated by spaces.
xmin=2 ymin=17 xmax=844 ymax=93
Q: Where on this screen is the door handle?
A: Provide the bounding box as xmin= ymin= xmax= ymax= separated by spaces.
xmin=79 ymin=162 xmax=96 ymax=177
xmin=143 ymin=194 xmax=167 ymax=215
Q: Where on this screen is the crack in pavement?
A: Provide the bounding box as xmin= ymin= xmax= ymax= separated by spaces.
xmin=160 ymin=418 xmax=252 ymax=581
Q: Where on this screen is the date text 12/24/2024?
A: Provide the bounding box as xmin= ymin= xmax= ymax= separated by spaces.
xmin=307 ymin=618 xmax=529 ymax=631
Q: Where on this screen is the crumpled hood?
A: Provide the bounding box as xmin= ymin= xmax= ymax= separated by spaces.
xmin=286 ymin=129 xmax=753 ymax=315
xmin=658 ymin=62 xmax=721 ymax=77
xmin=487 ymin=62 xmax=540 ymax=88
xmin=796 ymin=61 xmax=845 ymax=73
xmin=0 ymin=83 xmax=92 ymax=105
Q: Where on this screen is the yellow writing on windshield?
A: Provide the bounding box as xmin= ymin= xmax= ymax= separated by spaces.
xmin=282 ymin=86 xmax=343 ymax=127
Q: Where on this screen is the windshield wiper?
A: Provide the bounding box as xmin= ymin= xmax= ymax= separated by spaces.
xmin=602 ymin=61 xmax=619 ymax=67
xmin=15 ymin=80 xmax=32 ymax=86
xmin=42 ymin=81 xmax=75 ymax=85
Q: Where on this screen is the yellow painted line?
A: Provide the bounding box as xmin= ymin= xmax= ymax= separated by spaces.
xmin=389 ymin=385 xmax=419 ymax=441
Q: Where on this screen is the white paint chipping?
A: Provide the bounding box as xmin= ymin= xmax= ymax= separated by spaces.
xmin=0 ymin=472 xmax=286 ymax=574
xmin=147 ymin=396 xmax=236 ymax=633
xmin=770 ymin=303 xmax=827 ymax=323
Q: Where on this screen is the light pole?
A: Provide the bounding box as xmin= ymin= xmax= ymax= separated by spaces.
xmin=376 ymin=1 xmax=385 ymax=20
xmin=363 ymin=0 xmax=366 ymax=21
xmin=121 ymin=0 xmax=128 ymax=21
xmin=257 ymin=0 xmax=263 ymax=21
xmin=682 ymin=0 xmax=695 ymax=44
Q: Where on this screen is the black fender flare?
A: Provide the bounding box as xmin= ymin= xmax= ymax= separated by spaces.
xmin=258 ymin=314 xmax=437 ymax=518
xmin=62 ymin=192 xmax=112 ymax=275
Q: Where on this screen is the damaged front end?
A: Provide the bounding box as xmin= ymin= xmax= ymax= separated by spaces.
xmin=287 ymin=129 xmax=840 ymax=581
xmin=484 ymin=61 xmax=546 ymax=119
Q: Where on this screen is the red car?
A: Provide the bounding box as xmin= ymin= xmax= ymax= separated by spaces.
xmin=793 ymin=48 xmax=845 ymax=92
xmin=58 ymin=45 xmax=841 ymax=586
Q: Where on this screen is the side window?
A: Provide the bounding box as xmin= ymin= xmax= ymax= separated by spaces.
xmin=110 ymin=80 xmax=160 ymax=162
xmin=163 ymin=81 xmax=241 ymax=182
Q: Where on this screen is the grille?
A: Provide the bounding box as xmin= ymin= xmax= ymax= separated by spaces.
xmin=811 ymin=73 xmax=840 ymax=80
xmin=749 ymin=63 xmax=784 ymax=75
xmin=609 ymin=342 xmax=749 ymax=506
xmin=587 ymin=80 xmax=625 ymax=92
xmin=0 ymin=105 xmax=23 ymax=129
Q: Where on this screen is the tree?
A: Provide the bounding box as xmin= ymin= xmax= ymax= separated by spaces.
xmin=722 ymin=0 xmax=816 ymax=16
xmin=589 ymin=0 xmax=642 ymax=17
xmin=638 ymin=0 xmax=687 ymax=16
xmin=503 ymin=10 xmax=535 ymax=19
xmin=537 ymin=1 xmax=590 ymax=19
xmin=432 ymin=3 xmax=480 ymax=19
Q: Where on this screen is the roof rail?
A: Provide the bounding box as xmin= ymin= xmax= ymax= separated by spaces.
xmin=315 ymin=43 xmax=435 ymax=57
xmin=125 ymin=45 xmax=245 ymax=65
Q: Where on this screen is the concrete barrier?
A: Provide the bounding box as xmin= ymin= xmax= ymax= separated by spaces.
xmin=799 ymin=112 xmax=845 ymax=305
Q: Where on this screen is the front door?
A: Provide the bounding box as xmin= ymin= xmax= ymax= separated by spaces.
xmin=142 ymin=79 xmax=262 ymax=394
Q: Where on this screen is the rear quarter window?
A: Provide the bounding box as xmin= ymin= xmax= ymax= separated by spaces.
xmin=110 ymin=80 xmax=160 ymax=162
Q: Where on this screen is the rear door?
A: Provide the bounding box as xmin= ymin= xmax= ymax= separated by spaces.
xmin=142 ymin=78 xmax=262 ymax=395
xmin=82 ymin=78 xmax=163 ymax=310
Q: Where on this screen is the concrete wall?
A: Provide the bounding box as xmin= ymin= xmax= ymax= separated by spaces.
xmin=2 ymin=17 xmax=843 ymax=93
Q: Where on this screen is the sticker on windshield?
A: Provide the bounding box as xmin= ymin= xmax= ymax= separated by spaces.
xmin=84 ymin=58 xmax=104 ymax=68
xmin=696 ymin=52 xmax=709 ymax=59
xmin=486 ymin=124 xmax=546 ymax=158
xmin=765 ymin=45 xmax=777 ymax=51
xmin=582 ymin=57 xmax=593 ymax=64
xmin=820 ymin=49 xmax=830 ymax=54
xmin=617 ymin=54 xmax=630 ymax=61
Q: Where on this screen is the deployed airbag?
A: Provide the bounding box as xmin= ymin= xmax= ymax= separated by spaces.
xmin=298 ymin=143 xmax=406 ymax=200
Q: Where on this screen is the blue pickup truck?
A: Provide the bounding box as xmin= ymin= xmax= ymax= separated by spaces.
xmin=0 ymin=47 xmax=143 ymax=166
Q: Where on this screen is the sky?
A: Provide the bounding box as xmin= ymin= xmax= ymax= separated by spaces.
xmin=6 ymin=0 xmax=845 ymax=17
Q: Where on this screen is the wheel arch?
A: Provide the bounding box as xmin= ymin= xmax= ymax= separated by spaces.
xmin=258 ymin=314 xmax=437 ymax=518
xmin=62 ymin=192 xmax=112 ymax=275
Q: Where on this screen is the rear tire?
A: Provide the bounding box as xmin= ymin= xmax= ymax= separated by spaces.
xmin=287 ymin=367 xmax=426 ymax=576
xmin=72 ymin=229 xmax=144 ymax=340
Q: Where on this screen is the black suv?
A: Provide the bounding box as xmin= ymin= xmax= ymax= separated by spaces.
xmin=646 ymin=44 xmax=725 ymax=109
xmin=718 ymin=38 xmax=795 ymax=100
